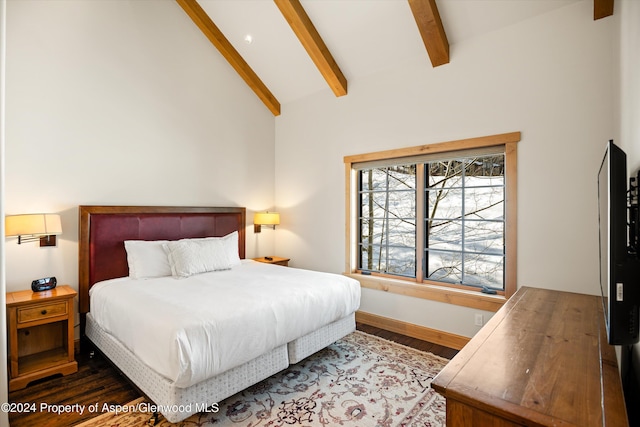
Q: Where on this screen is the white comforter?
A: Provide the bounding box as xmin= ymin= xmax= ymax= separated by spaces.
xmin=89 ymin=260 xmax=360 ymax=388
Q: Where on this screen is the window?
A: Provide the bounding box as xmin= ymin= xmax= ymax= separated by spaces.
xmin=345 ymin=132 xmax=519 ymax=303
xmin=359 ymin=165 xmax=416 ymax=277
xmin=424 ymin=153 xmax=505 ymax=289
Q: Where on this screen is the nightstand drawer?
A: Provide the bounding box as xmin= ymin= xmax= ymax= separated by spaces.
xmin=17 ymin=301 xmax=67 ymax=324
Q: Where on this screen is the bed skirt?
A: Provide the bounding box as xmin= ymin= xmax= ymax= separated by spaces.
xmin=86 ymin=314 xmax=288 ymax=422
xmin=287 ymin=314 xmax=355 ymax=363
xmin=86 ymin=312 xmax=356 ymax=422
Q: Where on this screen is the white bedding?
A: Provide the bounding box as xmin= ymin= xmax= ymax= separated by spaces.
xmin=89 ymin=260 xmax=360 ymax=388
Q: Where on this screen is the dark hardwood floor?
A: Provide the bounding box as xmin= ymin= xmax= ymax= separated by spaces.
xmin=8 ymin=324 xmax=458 ymax=426
xmin=356 ymin=323 xmax=459 ymax=359
xmin=8 ymin=345 xmax=140 ymax=427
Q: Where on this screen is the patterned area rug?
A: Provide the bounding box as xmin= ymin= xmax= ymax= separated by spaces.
xmin=76 ymin=331 xmax=449 ymax=426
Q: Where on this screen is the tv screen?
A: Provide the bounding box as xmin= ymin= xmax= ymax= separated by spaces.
xmin=598 ymin=140 xmax=639 ymax=345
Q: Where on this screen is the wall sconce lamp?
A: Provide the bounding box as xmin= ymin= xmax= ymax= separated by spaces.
xmin=5 ymin=214 xmax=63 ymax=247
xmin=254 ymin=212 xmax=280 ymax=233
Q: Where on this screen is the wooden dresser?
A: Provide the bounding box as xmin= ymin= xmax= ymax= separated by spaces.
xmin=432 ymin=286 xmax=628 ymax=426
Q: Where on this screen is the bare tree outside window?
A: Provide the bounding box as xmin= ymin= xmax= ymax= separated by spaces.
xmin=426 ymin=155 xmax=505 ymax=290
xmin=358 ymin=154 xmax=505 ymax=290
xmin=359 ymin=165 xmax=416 ymax=277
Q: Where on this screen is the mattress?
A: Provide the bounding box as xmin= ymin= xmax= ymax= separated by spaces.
xmin=89 ymin=260 xmax=360 ymax=388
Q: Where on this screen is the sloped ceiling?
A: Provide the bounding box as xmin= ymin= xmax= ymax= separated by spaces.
xmin=180 ymin=0 xmax=608 ymax=115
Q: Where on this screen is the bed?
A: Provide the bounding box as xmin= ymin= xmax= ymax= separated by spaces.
xmin=78 ymin=206 xmax=360 ymax=422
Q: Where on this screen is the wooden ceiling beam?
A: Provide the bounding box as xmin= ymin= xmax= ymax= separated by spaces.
xmin=176 ymin=0 xmax=281 ymax=116
xmin=594 ymin=0 xmax=614 ymax=20
xmin=274 ymin=0 xmax=347 ymax=97
xmin=408 ymin=0 xmax=449 ymax=67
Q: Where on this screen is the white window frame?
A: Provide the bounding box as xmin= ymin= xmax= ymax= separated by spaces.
xmin=344 ymin=132 xmax=520 ymax=311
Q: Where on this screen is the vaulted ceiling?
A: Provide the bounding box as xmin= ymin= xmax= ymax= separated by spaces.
xmin=176 ymin=0 xmax=614 ymax=116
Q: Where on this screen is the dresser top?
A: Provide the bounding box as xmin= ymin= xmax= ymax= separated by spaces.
xmin=432 ymin=286 xmax=628 ymax=426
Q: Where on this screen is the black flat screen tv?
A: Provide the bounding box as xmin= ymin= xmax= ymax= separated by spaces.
xmin=597 ymin=140 xmax=639 ymax=345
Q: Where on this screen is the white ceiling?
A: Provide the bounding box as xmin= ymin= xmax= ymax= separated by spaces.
xmin=197 ymin=0 xmax=581 ymax=105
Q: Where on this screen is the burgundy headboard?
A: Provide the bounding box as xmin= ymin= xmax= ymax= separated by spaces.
xmin=78 ymin=206 xmax=246 ymax=316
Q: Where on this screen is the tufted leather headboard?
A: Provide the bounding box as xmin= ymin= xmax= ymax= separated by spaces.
xmin=78 ymin=206 xmax=246 ymax=318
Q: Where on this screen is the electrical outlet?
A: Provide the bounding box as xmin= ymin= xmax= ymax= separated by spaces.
xmin=474 ymin=313 xmax=484 ymax=326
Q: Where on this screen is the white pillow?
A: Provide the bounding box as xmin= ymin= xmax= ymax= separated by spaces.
xmin=219 ymin=231 xmax=241 ymax=265
xmin=124 ymin=240 xmax=172 ymax=279
xmin=164 ymin=232 xmax=241 ymax=278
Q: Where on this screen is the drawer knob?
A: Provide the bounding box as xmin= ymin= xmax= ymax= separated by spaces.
xmin=41 ymin=310 xmax=47 ymax=315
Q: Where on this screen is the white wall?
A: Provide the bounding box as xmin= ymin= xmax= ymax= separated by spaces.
xmin=4 ymin=0 xmax=277 ymax=332
xmin=275 ymin=1 xmax=615 ymax=337
xmin=616 ymin=0 xmax=640 ymax=172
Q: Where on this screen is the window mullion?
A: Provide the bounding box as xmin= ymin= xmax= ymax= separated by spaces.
xmin=461 ymin=159 xmax=466 ymax=285
xmin=416 ymin=164 xmax=425 ymax=282
xmin=384 ymin=168 xmax=391 ymax=273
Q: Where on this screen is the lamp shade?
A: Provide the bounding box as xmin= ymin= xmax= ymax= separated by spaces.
xmin=253 ymin=212 xmax=280 ymax=225
xmin=5 ymin=214 xmax=63 ymax=237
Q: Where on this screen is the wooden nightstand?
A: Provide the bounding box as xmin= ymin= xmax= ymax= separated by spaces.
xmin=253 ymin=256 xmax=290 ymax=267
xmin=6 ymin=285 xmax=78 ymax=391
